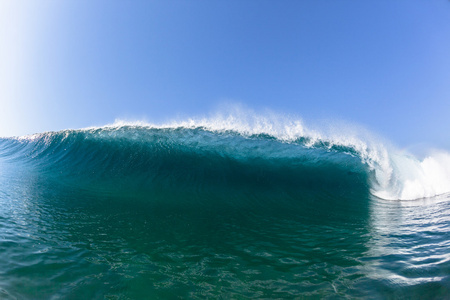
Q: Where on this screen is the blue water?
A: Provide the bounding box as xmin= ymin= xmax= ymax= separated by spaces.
xmin=0 ymin=123 xmax=449 ymax=299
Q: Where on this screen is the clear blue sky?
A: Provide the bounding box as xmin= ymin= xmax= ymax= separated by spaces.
xmin=1 ymin=0 xmax=450 ymax=149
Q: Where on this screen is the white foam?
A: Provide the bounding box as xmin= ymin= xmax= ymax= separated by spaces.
xmin=375 ymin=151 xmax=450 ymax=200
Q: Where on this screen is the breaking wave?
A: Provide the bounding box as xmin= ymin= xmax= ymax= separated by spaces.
xmin=1 ymin=112 xmax=449 ymax=201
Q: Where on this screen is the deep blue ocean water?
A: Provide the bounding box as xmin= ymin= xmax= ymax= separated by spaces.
xmin=0 ymin=124 xmax=449 ymax=299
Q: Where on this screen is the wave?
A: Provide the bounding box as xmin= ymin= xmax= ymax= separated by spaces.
xmin=1 ymin=112 xmax=449 ymax=201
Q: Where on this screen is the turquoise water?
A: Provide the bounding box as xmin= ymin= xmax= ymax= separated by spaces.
xmin=0 ymin=125 xmax=449 ymax=299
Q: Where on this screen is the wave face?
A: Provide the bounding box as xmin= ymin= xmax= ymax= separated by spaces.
xmin=1 ymin=115 xmax=450 ymax=298
xmin=0 ymin=125 xmax=371 ymax=199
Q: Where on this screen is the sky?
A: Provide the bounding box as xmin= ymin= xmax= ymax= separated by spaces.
xmin=1 ymin=0 xmax=450 ymax=149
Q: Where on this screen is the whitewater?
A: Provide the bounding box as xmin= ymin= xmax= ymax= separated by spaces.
xmin=0 ymin=112 xmax=449 ymax=298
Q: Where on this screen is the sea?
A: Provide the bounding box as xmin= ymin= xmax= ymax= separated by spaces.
xmin=0 ymin=114 xmax=449 ymax=299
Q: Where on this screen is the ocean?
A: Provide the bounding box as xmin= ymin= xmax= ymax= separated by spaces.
xmin=0 ymin=115 xmax=449 ymax=299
